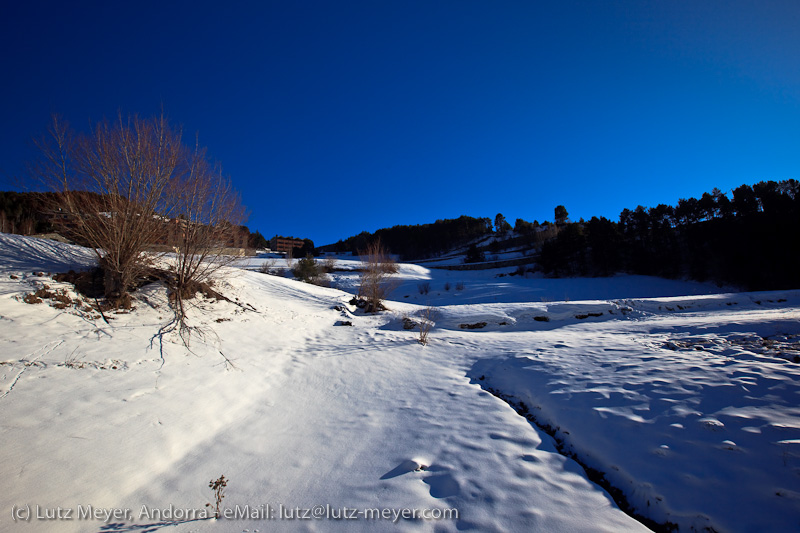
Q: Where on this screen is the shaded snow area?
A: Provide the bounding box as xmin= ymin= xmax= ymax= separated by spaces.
xmin=1 ymin=233 xmax=798 ymax=532
xmin=469 ymin=296 xmax=800 ymax=532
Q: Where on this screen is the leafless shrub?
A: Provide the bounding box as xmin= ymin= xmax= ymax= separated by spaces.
xmin=321 ymin=256 xmax=338 ymax=273
xmin=455 ymin=281 xmax=465 ymax=291
xmin=418 ymin=306 xmax=437 ymax=345
xmin=444 ymin=282 xmax=451 ymax=291
xmin=418 ymin=281 xmax=431 ymax=295
xmin=259 ymin=258 xmax=278 ymax=275
xmin=165 ymin=146 xmax=245 ymax=344
xmin=284 ymin=248 xmax=294 ymax=270
xmin=357 ymin=238 xmax=397 ymax=313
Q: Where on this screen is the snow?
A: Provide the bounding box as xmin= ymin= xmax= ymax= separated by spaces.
xmin=1 ymin=232 xmax=798 ymax=531
xmin=469 ymin=296 xmax=800 ymax=531
xmin=236 ymin=256 xmax=725 ymax=305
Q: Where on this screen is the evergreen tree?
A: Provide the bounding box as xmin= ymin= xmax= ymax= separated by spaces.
xmin=494 ymin=213 xmax=511 ymax=234
xmin=465 ymin=243 xmax=485 ymax=263
xmin=554 ymin=205 xmax=569 ymax=225
xmin=732 ymin=184 xmax=759 ymax=216
xmin=249 ymin=230 xmax=269 ymax=249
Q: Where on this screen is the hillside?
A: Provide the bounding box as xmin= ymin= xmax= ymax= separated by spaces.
xmin=1 ymin=233 xmax=799 ymax=532
xmin=326 ymin=180 xmax=800 ymax=291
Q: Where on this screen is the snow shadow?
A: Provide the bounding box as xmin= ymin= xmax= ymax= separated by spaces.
xmin=97 ymin=517 xmax=207 ymax=532
xmin=0 ymin=234 xmax=96 ymax=273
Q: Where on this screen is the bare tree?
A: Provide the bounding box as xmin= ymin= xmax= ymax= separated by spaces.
xmin=357 ymin=238 xmax=397 ymax=313
xmin=284 ymin=246 xmax=294 ymax=271
xmin=33 ymin=114 xmax=181 ymax=307
xmin=32 ymin=112 xmax=246 ymax=346
xmin=165 ymin=141 xmax=246 ymax=342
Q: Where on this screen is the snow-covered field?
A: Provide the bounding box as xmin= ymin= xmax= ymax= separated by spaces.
xmin=2 ymin=233 xmax=799 ymax=532
xmin=236 ymin=256 xmax=725 ymax=305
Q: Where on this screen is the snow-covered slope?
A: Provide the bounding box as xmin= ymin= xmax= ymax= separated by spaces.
xmin=468 ymin=293 xmax=800 ymax=532
xmin=1 ymin=233 xmax=798 ymax=532
xmin=236 ymin=255 xmax=726 ymax=305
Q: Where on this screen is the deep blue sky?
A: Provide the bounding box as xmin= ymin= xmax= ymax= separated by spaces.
xmin=2 ymin=1 xmax=799 ymax=246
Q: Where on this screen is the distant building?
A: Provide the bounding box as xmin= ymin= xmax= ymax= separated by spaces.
xmin=145 ymin=218 xmax=249 ymax=250
xmin=270 ymin=235 xmax=305 ymax=254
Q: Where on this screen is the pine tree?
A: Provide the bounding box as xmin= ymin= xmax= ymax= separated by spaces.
xmin=554 ymin=205 xmax=569 ymax=225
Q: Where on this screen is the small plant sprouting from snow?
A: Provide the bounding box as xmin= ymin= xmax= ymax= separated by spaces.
xmin=206 ymin=475 xmax=228 ymax=519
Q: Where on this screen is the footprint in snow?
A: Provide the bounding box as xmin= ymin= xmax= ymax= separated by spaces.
xmin=380 ymin=459 xmax=428 ymax=480
xmin=424 ymin=471 xmax=461 ymax=499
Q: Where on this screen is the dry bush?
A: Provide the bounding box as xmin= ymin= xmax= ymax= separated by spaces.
xmin=321 ymin=256 xmax=338 ymax=273
xmin=32 ymin=114 xmax=182 ymax=307
xmin=259 ymin=258 xmax=278 ymax=275
xmin=284 ymin=248 xmax=294 ymax=270
xmin=418 ymin=306 xmax=437 ymax=345
xmin=165 ymin=145 xmax=245 ymax=344
xmin=357 ymin=239 xmax=397 ymax=313
xmin=418 ymin=281 xmax=431 ymax=295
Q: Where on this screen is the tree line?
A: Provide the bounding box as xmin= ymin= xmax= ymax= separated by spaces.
xmin=0 ymin=190 xmax=268 ymax=249
xmin=329 ymin=215 xmax=494 ymax=260
xmin=538 ymin=181 xmax=800 ymax=290
xmin=0 ymin=191 xmax=62 ymax=235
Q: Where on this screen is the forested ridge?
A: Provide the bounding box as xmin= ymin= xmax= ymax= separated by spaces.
xmin=332 ymin=180 xmax=798 ymax=291
xmin=539 ymin=181 xmax=800 ymax=290
xmin=328 ymin=215 xmax=494 ymax=260
xmin=9 ymin=179 xmax=799 ymax=291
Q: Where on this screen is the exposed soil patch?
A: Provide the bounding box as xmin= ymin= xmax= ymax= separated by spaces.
xmin=52 ymin=268 xmax=105 ymax=298
xmin=575 ymin=312 xmax=604 ymax=320
xmin=460 ymin=321 xmax=488 ymax=330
